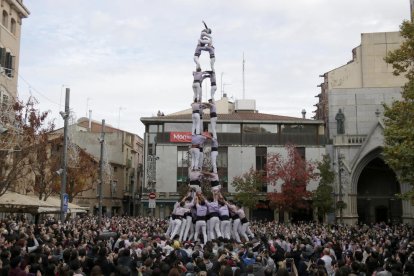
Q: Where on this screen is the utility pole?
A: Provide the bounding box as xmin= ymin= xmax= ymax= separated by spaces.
xmin=242 ymin=52 xmax=245 ymax=99
xmin=117 ymin=107 xmax=125 ymax=131
xmin=132 ymin=167 xmax=137 ymax=217
xmin=60 ymin=88 xmax=70 ymax=223
xmin=338 ymin=150 xmax=344 ymax=224
xmin=98 ymin=119 xmax=105 ymax=227
xmin=220 ymin=72 xmax=224 ymax=98
xmin=411 ymin=0 xmax=414 ymax=22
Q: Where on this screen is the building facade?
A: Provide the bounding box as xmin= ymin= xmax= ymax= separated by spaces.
xmin=0 ymin=0 xmax=29 ymax=104
xmin=55 ymin=118 xmax=144 ymax=216
xmin=140 ymin=96 xmax=326 ymax=220
xmin=315 ymin=32 xmax=414 ymax=224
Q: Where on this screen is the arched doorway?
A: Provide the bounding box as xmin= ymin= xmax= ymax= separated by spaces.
xmin=357 ymin=157 xmax=402 ymax=224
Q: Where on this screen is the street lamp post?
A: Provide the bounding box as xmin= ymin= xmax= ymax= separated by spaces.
xmin=337 ymin=150 xmax=344 ymax=224
xmin=98 ymin=119 xmax=105 ymax=226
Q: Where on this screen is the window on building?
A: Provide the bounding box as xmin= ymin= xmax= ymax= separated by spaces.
xmin=216 ymin=147 xmax=228 ymax=192
xmin=0 ymin=89 xmax=9 ymax=110
xmin=125 ymin=134 xmax=133 ymax=145
xmin=256 ymin=147 xmax=267 ymax=192
xmin=111 ymin=180 xmax=118 ymax=197
xmin=220 ymin=174 xmax=229 ymax=193
xmin=281 ymin=124 xmax=317 ymax=135
xmin=243 ymin=124 xmax=278 ymax=133
xmin=129 ymin=174 xmax=134 ymax=193
xmin=149 ymin=124 xmax=163 ymax=133
xmin=164 ymin=123 xmax=192 ymax=132
xmin=260 ymin=124 xmax=278 ymax=133
xmin=10 ymin=18 xmax=16 ymax=35
xmin=2 ymin=11 xmax=8 ymax=28
xmin=2 ymin=51 xmax=14 ymax=78
xmin=295 ymin=147 xmax=306 ymax=160
xmin=177 ymin=146 xmax=189 ymax=192
xmin=216 ymin=124 xmax=240 ymax=133
xmin=148 ymin=133 xmax=157 ymax=155
xmin=177 ymin=146 xmax=190 ymax=168
xmin=216 ymin=147 xmax=228 ymax=168
xmin=0 ymin=48 xmax=5 ymax=70
xmin=243 ymin=124 xmax=260 ymax=133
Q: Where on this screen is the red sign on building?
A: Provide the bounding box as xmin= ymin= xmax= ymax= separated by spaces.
xmin=170 ymin=132 xmax=192 ymax=143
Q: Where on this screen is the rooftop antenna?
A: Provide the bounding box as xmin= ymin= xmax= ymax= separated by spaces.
xmin=242 ymin=52 xmax=246 ymax=99
xmin=86 ymin=97 xmax=91 ymax=117
xmin=223 ymin=83 xmax=232 ymax=97
xmin=220 ymin=72 xmax=224 ymax=98
xmin=59 ymin=84 xmax=67 ymax=128
xmin=118 ymin=106 xmax=126 ymax=131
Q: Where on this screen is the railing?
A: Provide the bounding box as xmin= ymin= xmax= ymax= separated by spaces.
xmin=334 ymin=135 xmax=367 ymax=145
xmin=155 ymin=132 xmax=327 ymax=146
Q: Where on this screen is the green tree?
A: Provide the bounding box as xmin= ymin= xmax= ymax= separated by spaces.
xmin=383 ymin=19 xmax=414 ymax=195
xmin=232 ymin=167 xmax=266 ymax=209
xmin=312 ymin=154 xmax=335 ymax=222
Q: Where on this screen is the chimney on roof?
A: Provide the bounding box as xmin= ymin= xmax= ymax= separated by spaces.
xmin=301 ymin=109 xmax=306 ymax=119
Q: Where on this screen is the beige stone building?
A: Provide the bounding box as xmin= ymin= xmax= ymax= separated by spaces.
xmin=0 ymin=0 xmax=29 ymax=104
xmin=315 ymin=32 xmax=413 ymax=224
xmin=54 ymin=118 xmax=144 ymax=216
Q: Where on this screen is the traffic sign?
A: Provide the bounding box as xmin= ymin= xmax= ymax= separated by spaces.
xmin=149 ymin=199 xmax=156 ymax=209
xmin=148 ymin=192 xmax=156 ymax=200
xmin=63 ymin=193 xmax=69 ymax=213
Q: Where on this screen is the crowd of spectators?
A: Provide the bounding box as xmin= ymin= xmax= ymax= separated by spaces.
xmin=0 ymin=215 xmax=414 ymax=276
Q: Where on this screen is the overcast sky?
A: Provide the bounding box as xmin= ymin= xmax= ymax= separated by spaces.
xmin=18 ymin=0 xmax=410 ymax=136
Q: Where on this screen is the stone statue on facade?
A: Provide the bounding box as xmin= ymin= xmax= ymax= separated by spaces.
xmin=335 ymin=108 xmax=345 ymax=134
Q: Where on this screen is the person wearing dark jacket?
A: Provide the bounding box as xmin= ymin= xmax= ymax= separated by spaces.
xmin=8 ymin=256 xmax=32 ymax=276
xmin=94 ymin=247 xmax=115 ymax=276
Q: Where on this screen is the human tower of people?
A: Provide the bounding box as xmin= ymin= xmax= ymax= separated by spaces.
xmin=165 ymin=22 xmax=254 ymax=246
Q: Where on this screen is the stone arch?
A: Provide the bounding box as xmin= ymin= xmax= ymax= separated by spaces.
xmin=351 ymin=147 xmax=383 ymax=193
xmin=351 ymin=147 xmax=402 ymax=223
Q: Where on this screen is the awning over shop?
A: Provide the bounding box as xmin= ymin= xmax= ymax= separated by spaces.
xmin=0 ymin=192 xmax=51 ymax=213
xmin=0 ymin=192 xmax=87 ymax=214
xmin=33 ymin=196 xmax=88 ymax=214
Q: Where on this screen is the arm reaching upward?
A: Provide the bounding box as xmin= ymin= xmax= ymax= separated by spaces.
xmin=202 ymin=20 xmax=211 ymax=34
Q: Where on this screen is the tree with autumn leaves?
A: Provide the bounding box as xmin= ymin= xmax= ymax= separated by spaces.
xmin=29 ymin=134 xmax=61 ymax=201
xmin=63 ymin=147 xmax=98 ymax=203
xmin=266 ymin=145 xmax=318 ymax=217
xmin=0 ymin=96 xmax=98 ymax=202
xmin=31 ymin=135 xmax=99 ymax=203
xmin=0 ymin=97 xmax=53 ymax=196
xmin=231 ymin=145 xmax=318 ymax=220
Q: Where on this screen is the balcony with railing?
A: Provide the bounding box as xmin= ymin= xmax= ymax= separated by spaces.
xmin=155 ymin=132 xmax=327 ymax=146
xmin=334 ymin=135 xmax=367 ymax=145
